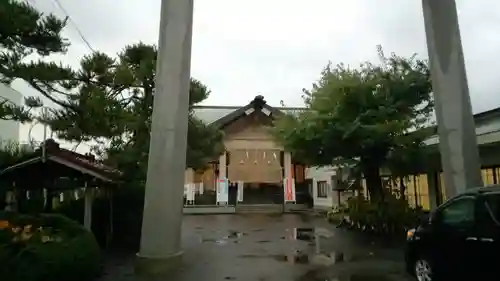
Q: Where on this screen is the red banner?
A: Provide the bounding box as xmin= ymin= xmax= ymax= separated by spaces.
xmin=285 ymin=178 xmax=293 ymax=201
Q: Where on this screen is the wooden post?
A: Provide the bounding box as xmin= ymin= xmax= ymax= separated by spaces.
xmin=83 ymin=182 xmax=93 ymax=231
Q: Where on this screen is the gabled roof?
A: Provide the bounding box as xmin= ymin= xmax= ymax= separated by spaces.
xmin=473 ymin=107 xmax=500 ymax=123
xmin=195 ymin=95 xmax=306 ymax=129
xmin=0 ymin=139 xmax=122 ymax=182
xmin=211 ymin=95 xmax=282 ymax=129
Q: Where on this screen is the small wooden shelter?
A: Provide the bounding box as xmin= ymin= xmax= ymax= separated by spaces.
xmin=0 ymin=139 xmax=122 ymax=232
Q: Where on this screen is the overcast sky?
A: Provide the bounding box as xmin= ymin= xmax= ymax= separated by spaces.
xmin=10 ymin=0 xmax=500 ymax=148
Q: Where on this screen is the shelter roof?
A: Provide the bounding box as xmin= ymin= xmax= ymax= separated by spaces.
xmin=0 ymin=139 xmax=122 ymax=183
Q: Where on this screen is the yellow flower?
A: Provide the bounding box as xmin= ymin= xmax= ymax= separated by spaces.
xmin=23 ymin=225 xmax=32 ymax=232
xmin=0 ymin=220 xmax=8 ymax=230
xmin=20 ymin=232 xmax=33 ymax=241
xmin=11 ymin=226 xmax=21 ymax=233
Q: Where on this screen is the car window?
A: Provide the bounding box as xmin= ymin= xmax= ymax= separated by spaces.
xmin=438 ymin=197 xmax=475 ymax=227
xmin=482 ymin=193 xmax=500 ymax=227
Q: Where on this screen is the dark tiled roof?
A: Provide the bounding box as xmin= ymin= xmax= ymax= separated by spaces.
xmin=193 ymin=95 xmax=306 ymax=129
xmin=0 ymin=139 xmax=122 ymax=182
xmin=45 ymin=140 xmax=122 ymax=178
xmin=192 ymin=96 xmax=305 ymax=125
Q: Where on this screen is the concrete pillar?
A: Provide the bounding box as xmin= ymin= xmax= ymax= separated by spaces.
xmin=421 ymin=0 xmax=483 ymax=197
xmin=83 ymin=186 xmax=93 ymax=231
xmin=219 ymin=151 xmax=227 ymax=179
xmin=136 ymin=0 xmax=194 ymax=275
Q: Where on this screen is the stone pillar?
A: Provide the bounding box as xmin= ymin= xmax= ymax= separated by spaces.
xmin=136 ymin=0 xmax=194 ymax=275
xmin=422 ymin=0 xmax=483 ymax=197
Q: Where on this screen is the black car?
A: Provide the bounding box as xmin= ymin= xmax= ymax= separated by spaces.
xmin=405 ymin=186 xmax=500 ymax=281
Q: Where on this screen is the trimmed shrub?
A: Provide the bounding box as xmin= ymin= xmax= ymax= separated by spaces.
xmin=331 ymin=193 xmax=425 ymax=238
xmin=0 ymin=211 xmax=101 ymax=281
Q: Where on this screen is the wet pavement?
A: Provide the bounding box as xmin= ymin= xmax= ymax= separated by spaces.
xmin=97 ymin=214 xmax=413 ymax=281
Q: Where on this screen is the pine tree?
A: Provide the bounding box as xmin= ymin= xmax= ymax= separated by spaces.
xmin=0 ymin=0 xmax=72 ymax=121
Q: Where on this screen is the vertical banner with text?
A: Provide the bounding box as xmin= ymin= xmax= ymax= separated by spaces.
xmin=284 ymin=178 xmax=296 ymax=203
xmin=237 ymin=181 xmax=244 ymax=202
xmin=217 ymin=178 xmax=229 ymax=205
xmin=186 ymin=183 xmax=195 ymax=204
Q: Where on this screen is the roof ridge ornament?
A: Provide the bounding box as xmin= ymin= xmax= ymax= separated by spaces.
xmin=253 ymin=95 xmax=266 ymax=105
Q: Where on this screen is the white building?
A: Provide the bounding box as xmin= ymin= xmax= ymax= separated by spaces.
xmin=0 ymin=83 xmax=22 ymax=144
xmin=305 ymin=166 xmax=356 ymax=210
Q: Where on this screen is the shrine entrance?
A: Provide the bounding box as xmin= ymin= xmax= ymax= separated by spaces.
xmin=187 ymin=96 xmax=310 ymax=207
xmin=227 ymin=149 xmax=284 ymax=204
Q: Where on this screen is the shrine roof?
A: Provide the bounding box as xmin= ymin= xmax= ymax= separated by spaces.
xmin=192 ymin=95 xmax=306 ymax=128
xmin=0 ymin=139 xmax=122 ymax=183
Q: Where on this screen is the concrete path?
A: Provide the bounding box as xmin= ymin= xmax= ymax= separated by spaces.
xmin=97 ymin=214 xmax=413 ymax=281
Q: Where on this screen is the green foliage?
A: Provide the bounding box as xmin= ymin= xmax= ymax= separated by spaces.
xmin=273 ymin=46 xmax=433 ymax=200
xmin=0 ymin=0 xmax=71 ymax=121
xmin=43 ymin=43 xmax=223 ymax=180
xmin=1 ymin=0 xmax=223 ymax=176
xmin=0 ymin=212 xmax=101 ymax=281
xmin=333 ymin=193 xmax=424 ymax=236
xmin=0 ymin=140 xmax=35 ymax=209
xmin=0 ymin=139 xmax=34 ymax=167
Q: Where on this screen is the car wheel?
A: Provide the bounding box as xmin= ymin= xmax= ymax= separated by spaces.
xmin=414 ymin=258 xmax=434 ymax=281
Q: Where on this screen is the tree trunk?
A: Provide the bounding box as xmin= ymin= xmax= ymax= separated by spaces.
xmin=399 ymin=177 xmax=406 ymax=200
xmin=362 ymin=163 xmax=383 ymax=202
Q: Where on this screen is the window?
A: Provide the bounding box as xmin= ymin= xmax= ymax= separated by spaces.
xmin=317 ymin=181 xmax=328 ymax=198
xmin=437 ymin=197 xmax=475 ymax=227
xmin=479 ymin=193 xmax=500 ymax=227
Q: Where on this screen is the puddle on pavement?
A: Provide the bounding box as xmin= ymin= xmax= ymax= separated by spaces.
xmin=238 ymin=250 xmax=341 ymax=266
xmin=294 ymin=228 xmax=315 ymax=242
xmin=239 ymin=251 xmax=310 ymax=264
xmin=288 ymin=227 xmax=334 ymax=242
xmin=201 ymin=230 xmax=245 ymax=245
xmin=296 ymin=270 xmax=401 ymax=281
xmin=227 ymin=230 xmax=245 ymax=238
xmin=348 ymin=275 xmax=396 ymax=281
xmin=257 ymin=240 xmax=271 ymax=243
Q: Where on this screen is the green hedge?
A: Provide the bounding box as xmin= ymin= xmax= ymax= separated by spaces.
xmin=328 ymin=193 xmax=425 ymax=236
xmin=0 ymin=212 xmax=101 ymax=281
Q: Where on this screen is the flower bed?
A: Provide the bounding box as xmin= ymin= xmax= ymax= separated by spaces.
xmin=0 ymin=211 xmax=101 ymax=281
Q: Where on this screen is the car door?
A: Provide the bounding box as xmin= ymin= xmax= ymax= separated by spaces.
xmin=470 ymin=193 xmax=500 ymax=278
xmin=430 ymin=195 xmax=476 ymax=277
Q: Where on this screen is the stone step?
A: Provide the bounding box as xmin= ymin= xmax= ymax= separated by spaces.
xmin=235 ymin=204 xmax=283 ymax=213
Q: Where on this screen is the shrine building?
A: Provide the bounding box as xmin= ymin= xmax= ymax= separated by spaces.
xmin=186 ymin=95 xmax=309 ymax=206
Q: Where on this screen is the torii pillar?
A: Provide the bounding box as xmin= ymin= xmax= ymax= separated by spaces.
xmin=136 ymin=0 xmax=194 ymax=275
xmin=422 ymin=0 xmax=483 ymax=199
